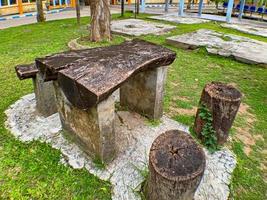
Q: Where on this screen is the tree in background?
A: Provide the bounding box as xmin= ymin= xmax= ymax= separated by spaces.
xmin=210 ymin=0 xmax=224 ymax=9
xmin=36 ymin=0 xmax=45 ymax=22
xmin=76 ymin=0 xmax=81 ymax=25
xmin=187 ymin=0 xmax=192 ymax=9
xmin=89 ymin=0 xmax=112 ymax=42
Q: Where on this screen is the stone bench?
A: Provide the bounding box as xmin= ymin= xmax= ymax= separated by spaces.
xmin=19 ymin=39 xmax=176 ymax=162
xmin=15 ymin=64 xmax=57 ymax=117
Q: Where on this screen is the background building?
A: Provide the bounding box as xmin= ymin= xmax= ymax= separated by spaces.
xmin=0 ymin=0 xmax=76 ymax=16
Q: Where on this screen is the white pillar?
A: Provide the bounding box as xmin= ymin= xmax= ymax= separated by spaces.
xmin=238 ymin=0 xmax=246 ymax=20
xmin=141 ymin=0 xmax=146 ymax=12
xmin=226 ymin=0 xmax=234 ymax=23
xmin=198 ymin=0 xmax=204 ymax=16
xmin=178 ymin=0 xmax=184 ymax=16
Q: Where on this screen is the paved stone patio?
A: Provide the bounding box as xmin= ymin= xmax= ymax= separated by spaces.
xmin=149 ymin=14 xmax=210 ymax=24
xmin=221 ymin=23 xmax=267 ymax=38
xmin=5 ymin=93 xmax=236 ymax=200
xmin=166 ymin=29 xmax=267 ymax=66
xmin=111 ymin=19 xmax=175 ymax=36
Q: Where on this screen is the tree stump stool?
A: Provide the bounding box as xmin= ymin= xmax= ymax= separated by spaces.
xmin=194 ymin=82 xmax=242 ymax=145
xmin=145 ymin=130 xmax=205 ymax=200
xmin=34 ymin=39 xmax=176 ymax=162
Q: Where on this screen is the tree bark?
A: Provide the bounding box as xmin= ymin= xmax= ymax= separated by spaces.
xmin=89 ymin=0 xmax=111 ymax=42
xmin=136 ymin=0 xmax=140 ymax=14
xmin=76 ymin=0 xmax=81 ymax=25
xmin=187 ymin=0 xmax=192 ymax=9
xmin=194 ymin=82 xmax=242 ymax=145
xmin=36 ymin=0 xmax=45 ymax=22
xmin=145 ymin=130 xmax=205 ymax=200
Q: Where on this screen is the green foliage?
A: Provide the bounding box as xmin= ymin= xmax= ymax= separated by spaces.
xmin=78 ymin=34 xmax=126 ymax=48
xmin=145 ymin=119 xmax=162 ymax=127
xmin=221 ymin=35 xmax=233 ymax=42
xmin=131 ymin=164 xmax=149 ymax=200
xmin=172 ymin=115 xmax=194 ymax=127
xmin=257 ymin=0 xmax=267 ymax=6
xmin=198 ymin=104 xmax=219 ymax=153
xmin=175 ymin=99 xmax=193 ymax=109
xmin=93 ymin=156 xmax=106 ymax=170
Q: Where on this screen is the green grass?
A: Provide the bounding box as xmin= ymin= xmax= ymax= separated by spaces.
xmin=0 ymin=17 xmax=112 ymax=199
xmin=78 ymin=34 xmax=126 ymax=48
xmin=145 ymin=119 xmax=162 ymax=127
xmin=172 ymin=115 xmax=195 ymax=127
xmin=175 ymin=99 xmax=193 ymax=109
xmin=0 ymin=13 xmax=267 ymax=199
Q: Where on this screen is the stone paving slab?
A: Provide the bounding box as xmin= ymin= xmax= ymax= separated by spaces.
xmin=149 ymin=14 xmax=210 ymax=24
xmin=5 ymin=93 xmax=236 ymax=200
xmin=111 ymin=19 xmax=176 ymax=36
xmin=221 ymin=23 xmax=267 ymax=38
xmin=166 ymin=29 xmax=267 ymax=66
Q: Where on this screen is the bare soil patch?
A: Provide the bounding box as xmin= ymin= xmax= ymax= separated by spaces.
xmin=234 ymin=103 xmax=263 ymax=155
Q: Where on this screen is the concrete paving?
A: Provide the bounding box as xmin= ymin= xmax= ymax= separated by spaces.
xmin=111 ymin=19 xmax=175 ymax=36
xmin=166 ymin=29 xmax=267 ymax=66
xmin=149 ymin=14 xmax=210 ymax=24
xmin=221 ymin=23 xmax=267 ymax=38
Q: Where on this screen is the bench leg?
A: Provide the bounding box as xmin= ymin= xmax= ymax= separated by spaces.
xmin=53 ymin=82 xmax=116 ymax=163
xmin=120 ymin=66 xmax=168 ymax=120
xmin=32 ymin=73 xmax=57 ymax=117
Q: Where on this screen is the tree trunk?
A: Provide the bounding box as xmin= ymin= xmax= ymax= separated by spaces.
xmin=90 ymin=0 xmax=111 ymax=42
xmin=36 ymin=0 xmax=45 ymax=22
xmin=145 ymin=130 xmax=205 ymax=200
xmin=76 ymin=0 xmax=81 ymax=25
xmin=137 ymin=0 xmax=140 ymax=14
xmin=194 ymin=82 xmax=242 ymax=145
xmin=187 ymin=0 xmax=192 ymax=9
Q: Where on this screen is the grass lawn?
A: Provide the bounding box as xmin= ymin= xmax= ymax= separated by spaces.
xmin=0 ymin=13 xmax=266 ymax=199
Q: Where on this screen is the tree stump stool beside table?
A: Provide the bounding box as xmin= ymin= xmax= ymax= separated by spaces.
xmin=145 ymin=130 xmax=206 ymax=200
xmin=15 ymin=39 xmax=176 ymax=163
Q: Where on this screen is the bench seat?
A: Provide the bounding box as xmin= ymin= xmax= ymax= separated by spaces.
xmin=15 ymin=64 xmax=38 ymax=80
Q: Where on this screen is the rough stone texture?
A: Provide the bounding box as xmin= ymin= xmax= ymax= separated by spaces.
xmin=146 ymin=130 xmax=205 ymax=200
xmin=36 ymin=39 xmax=176 ymax=109
xmin=166 ymin=29 xmax=267 ymax=67
xmin=150 ymin=14 xmax=210 ymax=24
xmin=221 ymin=23 xmax=267 ymax=38
xmin=54 ymin=82 xmax=116 ymax=163
xmin=68 ymin=38 xmax=89 ymax=50
xmin=5 ymin=94 xmax=237 ymax=200
xmin=111 ymin=19 xmax=176 ymax=36
xmin=120 ymin=66 xmax=167 ymax=120
xmin=33 ymin=73 xmax=57 ymax=117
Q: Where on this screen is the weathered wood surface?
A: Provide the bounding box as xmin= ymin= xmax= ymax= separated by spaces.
xmin=15 ymin=64 xmax=38 ymax=80
xmin=35 ymin=51 xmax=85 ymax=81
xmin=145 ymin=130 xmax=205 ymax=200
xmin=36 ymin=39 xmax=176 ymax=109
xmin=194 ymin=82 xmax=242 ymax=145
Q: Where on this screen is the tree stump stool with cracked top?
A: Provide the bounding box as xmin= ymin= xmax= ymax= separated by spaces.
xmin=145 ymin=130 xmax=206 ymax=200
